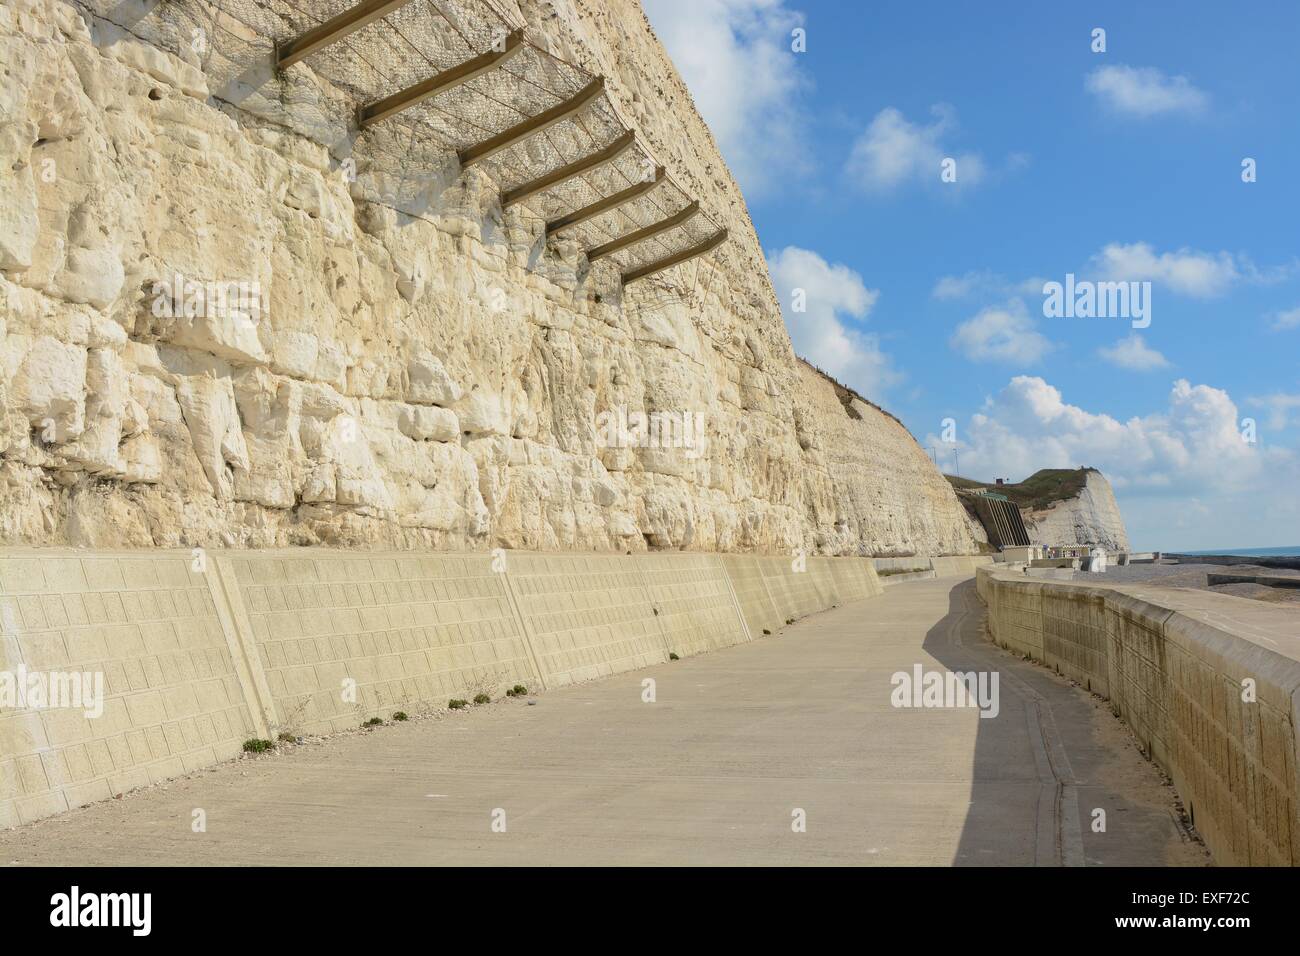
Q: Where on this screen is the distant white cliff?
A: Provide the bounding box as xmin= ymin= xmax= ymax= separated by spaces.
xmin=1021 ymin=469 xmax=1130 ymax=552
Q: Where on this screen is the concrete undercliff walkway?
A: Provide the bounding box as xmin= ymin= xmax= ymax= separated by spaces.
xmin=0 ymin=578 xmax=1207 ymax=866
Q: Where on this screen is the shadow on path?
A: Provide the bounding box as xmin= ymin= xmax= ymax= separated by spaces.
xmin=921 ymin=579 xmax=1203 ymax=867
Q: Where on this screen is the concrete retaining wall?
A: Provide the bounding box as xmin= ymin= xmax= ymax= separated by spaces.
xmin=1170 ymin=553 xmax=1300 ymax=571
xmin=0 ymin=551 xmax=256 ymax=828
xmin=225 ymin=551 xmax=537 ymax=735
xmin=880 ymin=570 xmax=937 ymax=585
xmin=872 ymin=557 xmax=931 ymax=573
xmin=504 ymin=553 xmax=662 ymax=689
xmin=759 ymin=556 xmax=823 ymax=622
xmin=719 ymin=555 xmax=783 ymax=638
xmin=873 ymin=555 xmax=994 ymax=578
xmin=977 ymin=565 xmax=1300 ymax=865
xmin=637 ymin=553 xmax=753 ymax=659
xmin=932 ymin=555 xmax=994 ymax=578
xmin=825 ymin=558 xmax=882 ymax=605
xmin=0 ymin=546 xmax=911 ymax=827
xmin=1207 ymin=572 xmax=1300 ymax=590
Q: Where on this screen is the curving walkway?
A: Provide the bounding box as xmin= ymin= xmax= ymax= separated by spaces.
xmin=0 ymin=577 xmax=1207 ymax=866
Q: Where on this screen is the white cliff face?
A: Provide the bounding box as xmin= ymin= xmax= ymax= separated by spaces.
xmin=1023 ymin=470 xmax=1131 ymax=552
xmin=794 ymin=364 xmax=987 ymax=556
xmin=0 ymin=0 xmax=981 ymax=556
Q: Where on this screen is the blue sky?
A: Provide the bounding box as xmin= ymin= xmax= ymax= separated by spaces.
xmin=643 ymin=0 xmax=1300 ymax=551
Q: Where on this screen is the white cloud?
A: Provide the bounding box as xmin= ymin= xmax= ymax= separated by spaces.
xmin=937 ymin=244 xmax=1288 ymax=308
xmin=643 ymin=0 xmax=810 ymax=196
xmin=933 ymin=270 xmax=998 ymax=300
xmin=1089 ymin=241 xmax=1240 ymax=298
xmin=767 ymin=245 xmax=900 ymax=400
xmin=1248 ymin=393 xmax=1300 ymax=430
xmin=845 ymin=104 xmax=985 ymax=192
xmin=932 ymin=270 xmax=1045 ymax=301
xmin=932 ymin=377 xmax=1259 ymax=492
xmin=922 ymin=376 xmax=1300 ymax=550
xmin=1085 ymin=64 xmax=1209 ymax=117
xmin=1098 ymin=333 xmax=1170 ymax=371
xmin=949 ymin=300 xmax=1054 ymax=364
xmin=1270 ymin=307 xmax=1300 ymax=331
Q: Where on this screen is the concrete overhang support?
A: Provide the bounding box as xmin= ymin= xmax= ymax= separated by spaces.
xmin=458 ymin=76 xmax=606 ymax=168
xmin=586 ymin=201 xmax=699 ymax=263
xmin=545 ymin=166 xmax=666 ymax=237
xmin=357 ymin=30 xmax=527 ymax=129
xmin=502 ymin=130 xmax=637 ymax=207
xmin=621 ymin=228 xmax=728 ymax=285
xmin=276 ymin=0 xmax=414 ymax=69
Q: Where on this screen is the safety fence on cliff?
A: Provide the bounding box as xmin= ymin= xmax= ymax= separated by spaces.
xmin=74 ymin=0 xmax=727 ymax=292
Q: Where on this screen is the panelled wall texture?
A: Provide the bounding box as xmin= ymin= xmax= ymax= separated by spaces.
xmin=0 ymin=552 xmax=256 ymax=827
xmin=978 ymin=565 xmax=1300 ymax=867
xmin=0 ymin=547 xmax=883 ymax=828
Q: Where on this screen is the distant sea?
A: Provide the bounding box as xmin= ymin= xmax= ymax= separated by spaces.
xmin=1181 ymin=546 xmax=1300 ymax=557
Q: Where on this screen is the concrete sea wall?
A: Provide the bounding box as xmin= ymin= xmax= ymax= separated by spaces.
xmin=0 ymin=546 xmax=883 ymax=828
xmin=1170 ymin=554 xmax=1300 ymax=572
xmin=977 ymin=565 xmax=1300 ymax=865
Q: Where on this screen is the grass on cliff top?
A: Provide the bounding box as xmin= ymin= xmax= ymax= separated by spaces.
xmin=945 ymin=468 xmax=1096 ymax=512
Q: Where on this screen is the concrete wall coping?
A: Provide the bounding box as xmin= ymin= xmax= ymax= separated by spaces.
xmin=976 ymin=563 xmax=1300 ymax=865
xmin=978 ymin=565 xmax=1300 ymax=662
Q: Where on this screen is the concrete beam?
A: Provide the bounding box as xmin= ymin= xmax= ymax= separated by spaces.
xmin=458 ymin=76 xmax=605 ymax=168
xmin=276 ymin=0 xmax=413 ymax=69
xmin=621 ymin=227 xmax=727 ymax=284
xmin=545 ymin=166 xmax=665 ymax=236
xmin=586 ymin=201 xmax=699 ymax=263
xmin=502 ymin=130 xmax=636 ymax=207
xmin=357 ymin=30 xmax=527 ymax=129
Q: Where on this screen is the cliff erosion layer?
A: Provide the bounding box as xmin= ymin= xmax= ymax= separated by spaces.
xmin=0 ymin=0 xmax=979 ymax=556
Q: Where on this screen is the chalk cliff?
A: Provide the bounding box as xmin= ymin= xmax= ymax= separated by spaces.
xmin=794 ymin=362 xmax=986 ymax=556
xmin=1021 ymin=469 xmax=1130 ymax=552
xmin=0 ymin=0 xmax=980 ymax=556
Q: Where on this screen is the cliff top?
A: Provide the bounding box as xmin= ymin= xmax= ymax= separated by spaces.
xmin=946 ymin=468 xmax=1101 ymax=512
xmin=797 ymin=358 xmax=910 ymax=433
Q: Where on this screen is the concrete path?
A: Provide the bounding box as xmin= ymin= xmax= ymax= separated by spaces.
xmin=0 ymin=578 xmax=1208 ymax=866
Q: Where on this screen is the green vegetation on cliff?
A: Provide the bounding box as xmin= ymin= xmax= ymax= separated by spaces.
xmin=945 ymin=468 xmax=1097 ymax=512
